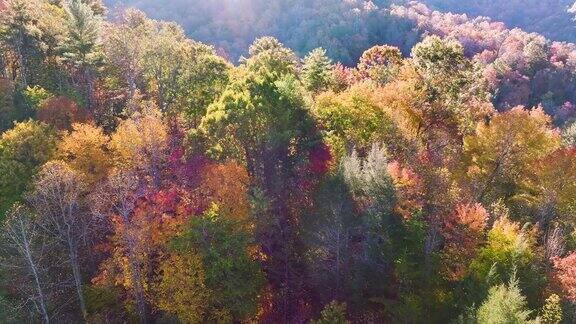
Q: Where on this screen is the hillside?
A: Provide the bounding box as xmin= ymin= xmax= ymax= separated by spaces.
xmin=418 ymin=0 xmax=576 ymax=43
xmin=2 ymin=0 xmax=576 ymax=323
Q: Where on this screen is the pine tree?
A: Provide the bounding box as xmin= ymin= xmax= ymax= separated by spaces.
xmin=302 ymin=47 xmax=332 ymax=93
xmin=60 ymin=0 xmax=103 ymax=109
xmin=311 ymin=301 xmax=350 ymax=324
xmin=541 ymin=294 xmax=562 ymax=324
xmin=476 ymin=275 xmax=536 ymax=324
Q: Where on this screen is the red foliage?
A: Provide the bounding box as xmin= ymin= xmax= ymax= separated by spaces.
xmin=37 ymin=96 xmax=88 ymax=130
xmin=331 ymin=63 xmax=358 ymax=91
xmin=308 ymin=143 xmax=332 ymax=176
xmin=442 ymin=203 xmax=489 ymax=281
xmin=553 ymin=252 xmax=576 ymax=302
xmin=168 ymin=147 xmax=210 ymax=189
xmin=387 ymin=161 xmax=425 ymax=220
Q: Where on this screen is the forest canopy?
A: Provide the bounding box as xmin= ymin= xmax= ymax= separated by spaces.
xmin=1 ymin=0 xmax=576 ymax=323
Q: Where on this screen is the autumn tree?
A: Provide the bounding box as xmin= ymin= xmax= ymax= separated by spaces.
xmin=0 ymin=120 xmax=57 ymax=218
xmin=357 ymin=45 xmax=402 ymax=85
xmin=463 ymin=107 xmax=560 ymax=208
xmin=312 ymin=82 xmax=403 ymax=157
xmin=110 ymin=106 xmax=168 ymax=187
xmin=90 ymin=169 xmax=149 ymax=323
xmin=553 ymin=251 xmax=576 ymax=303
xmin=57 ymin=122 xmax=111 ymax=184
xmin=442 ymin=203 xmax=489 ymax=281
xmin=37 ymin=96 xmax=87 ymax=130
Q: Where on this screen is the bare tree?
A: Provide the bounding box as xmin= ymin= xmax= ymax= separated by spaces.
xmin=2 ymin=204 xmax=50 ymax=323
xmin=28 ymin=161 xmax=90 ymax=321
xmin=91 ymin=169 xmax=149 ymax=324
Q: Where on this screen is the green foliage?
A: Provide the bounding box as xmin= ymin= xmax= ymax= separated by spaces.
xmin=540 ymin=294 xmax=562 ymax=324
xmin=194 ymin=37 xmax=318 ymax=183
xmin=311 ymin=301 xmax=350 ymax=324
xmin=468 ymin=215 xmax=545 ymax=309
xmin=0 ymin=120 xmax=57 ymax=218
xmin=23 ymin=85 xmax=52 ymax=109
xmin=172 ymin=205 xmax=265 ymax=321
xmin=411 ymin=35 xmax=477 ymax=104
xmin=476 ymin=275 xmax=536 ymax=324
xmin=302 ymin=47 xmax=333 ymax=93
xmin=60 ymin=0 xmax=103 ymax=69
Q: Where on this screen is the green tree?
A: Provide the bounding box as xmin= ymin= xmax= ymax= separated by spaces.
xmin=302 ymin=47 xmax=332 ymax=93
xmin=0 ymin=120 xmax=57 ymax=218
xmin=476 ymin=275 xmax=536 ymax=324
xmin=311 ymin=301 xmax=350 ymax=324
xmin=172 ymin=205 xmax=265 ymax=322
xmin=60 ymin=0 xmax=104 ymax=109
xmin=0 ymin=0 xmax=44 ymax=88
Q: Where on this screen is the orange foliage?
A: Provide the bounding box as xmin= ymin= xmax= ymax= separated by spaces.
xmin=442 ymin=203 xmax=489 ymax=281
xmin=387 ymin=161 xmax=424 ymax=219
xmin=199 ymin=161 xmax=251 ymax=224
xmin=37 ymin=96 xmax=88 ymax=130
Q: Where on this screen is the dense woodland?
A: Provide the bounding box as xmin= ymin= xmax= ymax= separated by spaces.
xmin=2 ymin=0 xmax=576 ymax=323
xmin=418 ymin=0 xmax=576 ymax=43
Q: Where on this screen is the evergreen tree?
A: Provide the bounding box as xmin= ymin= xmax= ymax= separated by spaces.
xmin=311 ymin=301 xmax=350 ymax=324
xmin=476 ymin=275 xmax=536 ymax=324
xmin=302 ymin=47 xmax=332 ymax=93
xmin=540 ymin=294 xmax=562 ymax=324
xmin=60 ymin=0 xmax=103 ymax=109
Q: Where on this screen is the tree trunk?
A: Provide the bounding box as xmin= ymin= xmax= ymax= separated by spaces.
xmin=68 ymin=246 xmax=87 ymax=321
xmin=21 ymin=229 xmax=49 ymax=324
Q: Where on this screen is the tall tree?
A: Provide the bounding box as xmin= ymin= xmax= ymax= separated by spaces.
xmin=28 ymin=161 xmax=90 ymax=320
xmin=302 ymin=47 xmax=333 ymax=93
xmin=60 ymin=0 xmax=103 ymax=110
xmin=476 ymin=276 xmax=536 ymax=324
xmin=1 ymin=204 xmax=51 ymax=323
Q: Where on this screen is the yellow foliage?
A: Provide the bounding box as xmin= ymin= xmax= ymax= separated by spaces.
xmin=154 ymin=253 xmax=209 ymax=323
xmin=200 ymin=162 xmax=251 ymax=226
xmin=110 ymin=106 xmax=168 ymax=178
xmin=57 ymin=123 xmax=111 ymax=184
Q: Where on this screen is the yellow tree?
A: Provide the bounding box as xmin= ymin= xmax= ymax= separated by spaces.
xmin=463 ymin=106 xmax=561 ymax=208
xmin=154 ymin=253 xmax=209 ymax=323
xmin=110 ymin=105 xmax=168 ymax=187
xmin=199 ymin=161 xmax=251 ymax=225
xmin=57 ymin=123 xmax=111 ymax=185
